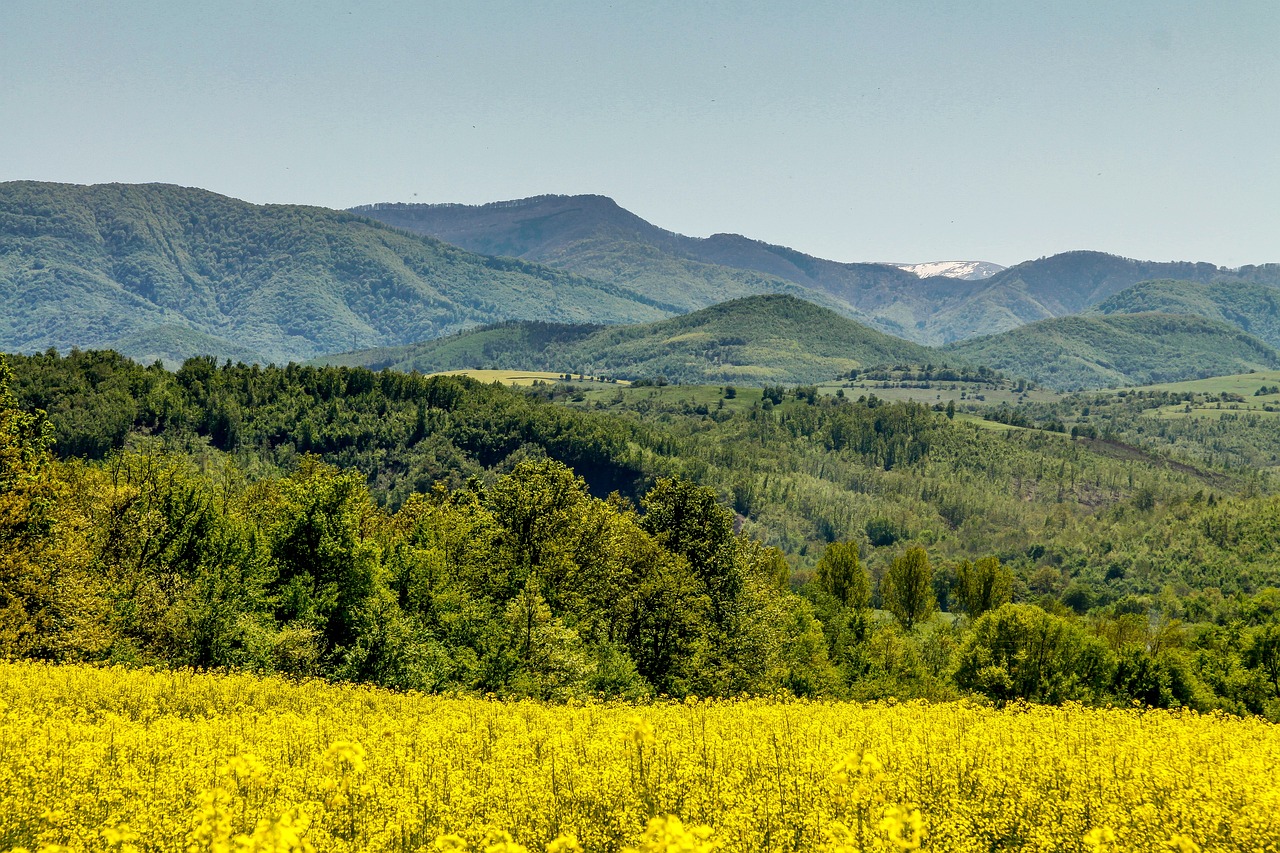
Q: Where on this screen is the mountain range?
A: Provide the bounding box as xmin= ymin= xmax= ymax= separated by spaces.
xmin=350 ymin=194 xmax=1280 ymax=344
xmin=3 ymin=180 xmax=1280 ymax=389
xmin=0 ymin=182 xmax=672 ymax=365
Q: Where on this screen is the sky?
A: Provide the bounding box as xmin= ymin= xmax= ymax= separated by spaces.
xmin=2 ymin=0 xmax=1278 ymax=267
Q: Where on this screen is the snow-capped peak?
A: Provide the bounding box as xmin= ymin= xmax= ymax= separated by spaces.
xmin=891 ymin=261 xmax=1005 ymax=280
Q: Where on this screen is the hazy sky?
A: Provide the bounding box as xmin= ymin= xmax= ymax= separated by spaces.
xmin=3 ymin=1 xmax=1277 ymax=266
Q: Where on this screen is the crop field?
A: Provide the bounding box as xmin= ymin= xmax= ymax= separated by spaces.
xmin=428 ymin=370 xmax=630 ymax=387
xmin=3 ymin=663 xmax=1279 ymax=853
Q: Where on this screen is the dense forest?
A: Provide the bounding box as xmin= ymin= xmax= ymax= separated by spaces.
xmin=3 ymin=350 xmax=1280 ymax=716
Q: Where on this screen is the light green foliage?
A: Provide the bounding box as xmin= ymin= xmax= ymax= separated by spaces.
xmin=815 ymin=541 xmax=869 ymax=610
xmin=954 ymin=556 xmax=1013 ymax=618
xmin=881 ymin=546 xmax=936 ymax=631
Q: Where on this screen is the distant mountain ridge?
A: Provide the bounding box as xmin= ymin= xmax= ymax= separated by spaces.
xmin=0 ymin=182 xmax=673 ymax=365
xmin=319 ymin=293 xmax=937 ymax=385
xmin=1091 ymin=279 xmax=1280 ymax=349
xmin=352 ymin=195 xmax=1280 ymax=344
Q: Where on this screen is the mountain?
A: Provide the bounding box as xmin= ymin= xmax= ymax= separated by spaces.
xmin=944 ymin=312 xmax=1280 ymax=390
xmin=890 ymin=261 xmax=1005 ymax=280
xmin=349 ymin=195 xmax=948 ymax=340
xmin=351 ymin=196 xmax=1280 ymax=345
xmin=1092 ymin=279 xmax=1280 ymax=350
xmin=0 ymin=181 xmax=673 ymax=365
xmin=321 ymin=293 xmax=937 ymax=385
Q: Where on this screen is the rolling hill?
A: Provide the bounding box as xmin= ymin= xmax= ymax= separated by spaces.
xmin=321 ymin=293 xmax=938 ymax=385
xmin=944 ymin=312 xmax=1280 ymax=390
xmin=1092 ymin=279 xmax=1280 ymax=349
xmin=0 ymin=181 xmax=674 ymax=365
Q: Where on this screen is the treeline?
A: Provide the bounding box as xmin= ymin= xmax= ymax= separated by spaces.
xmin=10 ymin=349 xmax=650 ymax=505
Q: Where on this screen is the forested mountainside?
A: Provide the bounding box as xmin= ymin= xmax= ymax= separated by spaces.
xmin=352 ymin=196 xmax=1280 ymax=344
xmin=944 ymin=312 xmax=1280 ymax=390
xmin=0 ymin=181 xmax=672 ymax=366
xmin=321 ymin=294 xmax=937 ymax=384
xmin=1093 ymin=278 xmax=1280 ymax=349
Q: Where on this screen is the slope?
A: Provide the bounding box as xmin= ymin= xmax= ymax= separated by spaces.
xmin=349 ymin=195 xmax=938 ymax=339
xmin=1092 ymin=279 xmax=1280 ymax=349
xmin=351 ymin=197 xmax=1280 ymax=345
xmin=0 ymin=181 xmax=673 ymax=365
xmin=944 ymin=312 xmax=1280 ymax=390
xmin=322 ymin=293 xmax=938 ymax=385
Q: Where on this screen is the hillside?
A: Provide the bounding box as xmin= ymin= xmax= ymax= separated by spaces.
xmin=322 ymin=293 xmax=937 ymax=384
xmin=349 ymin=195 xmax=952 ymax=340
xmin=1093 ymin=278 xmax=1280 ymax=349
xmin=351 ymin=197 xmax=1280 ymax=345
xmin=0 ymin=181 xmax=673 ymax=365
xmin=945 ymin=312 xmax=1280 ymax=390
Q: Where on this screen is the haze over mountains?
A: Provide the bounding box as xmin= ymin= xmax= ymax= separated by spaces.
xmin=2 ymin=180 xmax=1280 ymax=389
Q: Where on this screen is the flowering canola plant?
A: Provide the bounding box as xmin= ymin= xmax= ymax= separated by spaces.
xmin=1 ymin=662 xmax=1278 ymax=852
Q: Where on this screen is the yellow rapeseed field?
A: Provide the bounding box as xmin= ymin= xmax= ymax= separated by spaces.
xmin=2 ymin=662 xmax=1278 ymax=853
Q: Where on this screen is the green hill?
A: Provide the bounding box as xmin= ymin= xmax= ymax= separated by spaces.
xmin=1093 ymin=279 xmax=1280 ymax=349
xmin=323 ymin=294 xmax=937 ymax=385
xmin=0 ymin=182 xmax=673 ymax=365
xmin=944 ymin=312 xmax=1280 ymax=390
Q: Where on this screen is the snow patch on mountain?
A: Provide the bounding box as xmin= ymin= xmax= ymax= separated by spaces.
xmin=892 ymin=261 xmax=1006 ymax=280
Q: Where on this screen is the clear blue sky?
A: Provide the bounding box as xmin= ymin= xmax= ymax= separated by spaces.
xmin=3 ymin=1 xmax=1277 ymax=266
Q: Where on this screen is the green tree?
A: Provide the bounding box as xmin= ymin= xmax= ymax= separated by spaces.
xmin=954 ymin=556 xmax=1013 ymax=618
xmin=641 ymin=478 xmax=740 ymax=623
xmin=815 ymin=541 xmax=870 ymax=610
xmin=881 ymin=546 xmax=936 ymax=631
xmin=953 ymin=603 xmax=1113 ymax=704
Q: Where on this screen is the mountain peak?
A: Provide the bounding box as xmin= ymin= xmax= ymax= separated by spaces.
xmin=891 ymin=260 xmax=1005 ymax=280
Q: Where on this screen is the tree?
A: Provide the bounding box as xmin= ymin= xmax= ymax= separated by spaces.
xmin=881 ymin=546 xmax=935 ymax=631
xmin=815 ymin=541 xmax=870 ymax=610
xmin=954 ymin=556 xmax=1013 ymax=618
xmin=640 ymin=478 xmax=739 ymax=623
xmin=0 ymin=357 xmax=104 ymax=660
xmin=953 ymin=603 xmax=1112 ymax=704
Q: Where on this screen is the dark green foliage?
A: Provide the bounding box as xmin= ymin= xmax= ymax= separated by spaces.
xmin=953 ymin=604 xmax=1111 ymax=704
xmin=11 ymin=349 xmax=1280 ymax=712
xmin=1094 ymin=279 xmax=1280 ymax=350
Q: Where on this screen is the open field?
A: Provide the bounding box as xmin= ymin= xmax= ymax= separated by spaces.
xmin=1116 ymin=370 xmax=1280 ymax=420
xmin=3 ymin=662 xmax=1280 ymax=853
xmin=1123 ymin=369 xmax=1280 ymax=397
xmin=428 ymin=369 xmax=631 ymax=387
